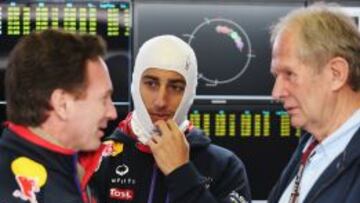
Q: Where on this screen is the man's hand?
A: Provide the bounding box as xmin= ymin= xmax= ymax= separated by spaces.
xmin=147 ymin=119 xmax=189 ymax=175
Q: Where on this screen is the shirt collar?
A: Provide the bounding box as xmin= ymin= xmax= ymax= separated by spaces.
xmin=314 ymin=109 xmax=360 ymax=157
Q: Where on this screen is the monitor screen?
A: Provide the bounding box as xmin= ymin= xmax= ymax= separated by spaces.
xmin=134 ymin=1 xmax=304 ymax=200
xmin=189 ymin=100 xmax=301 ymax=199
xmin=0 ymin=1 xmax=132 ymax=104
xmin=134 ymin=1 xmax=303 ymax=99
xmin=342 ymin=7 xmax=360 ymax=28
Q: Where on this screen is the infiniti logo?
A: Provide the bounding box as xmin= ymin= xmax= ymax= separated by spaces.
xmin=115 ymin=164 xmax=129 ymax=176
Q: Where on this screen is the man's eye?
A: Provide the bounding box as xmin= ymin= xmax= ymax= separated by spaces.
xmin=145 ymin=81 xmax=157 ymax=87
xmin=284 ymin=71 xmax=294 ymax=79
xmin=144 ymin=80 xmax=159 ymax=88
xmin=170 ymin=85 xmax=185 ymax=92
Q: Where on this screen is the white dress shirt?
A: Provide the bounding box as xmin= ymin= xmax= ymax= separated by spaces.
xmin=279 ymin=109 xmax=360 ymax=203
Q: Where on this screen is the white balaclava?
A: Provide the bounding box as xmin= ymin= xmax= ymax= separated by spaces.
xmin=130 ymin=35 xmax=198 ymax=144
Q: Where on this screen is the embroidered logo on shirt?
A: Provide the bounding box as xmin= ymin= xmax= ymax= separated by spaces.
xmin=103 ymin=141 xmax=124 ymax=157
xmin=111 ymin=177 xmax=136 ymax=185
xmin=11 ymin=157 xmax=48 ymax=203
xmin=94 ymin=141 xmax=125 ymax=172
xmin=111 ymin=163 xmax=136 ymax=185
xmin=109 ymin=188 xmax=134 ymax=200
xmin=116 ymin=164 xmax=129 ymax=176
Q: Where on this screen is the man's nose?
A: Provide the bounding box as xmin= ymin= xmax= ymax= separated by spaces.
xmin=154 ymin=86 xmax=167 ymax=109
xmin=107 ymin=101 xmax=118 ymax=120
xmin=272 ymin=77 xmax=286 ymax=102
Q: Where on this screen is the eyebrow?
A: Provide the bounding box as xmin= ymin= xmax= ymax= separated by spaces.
xmin=168 ymin=79 xmax=186 ymax=85
xmin=142 ymin=75 xmax=158 ymax=81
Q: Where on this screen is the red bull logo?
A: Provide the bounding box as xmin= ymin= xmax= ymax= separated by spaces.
xmin=11 ymin=157 xmax=48 ymax=203
xmin=95 ymin=141 xmax=124 ymax=172
xmin=103 ymin=141 xmax=124 ymax=157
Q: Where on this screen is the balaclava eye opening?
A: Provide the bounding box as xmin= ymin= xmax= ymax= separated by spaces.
xmin=130 ymin=35 xmax=198 ymax=144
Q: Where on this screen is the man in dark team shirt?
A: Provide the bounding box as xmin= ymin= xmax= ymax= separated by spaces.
xmin=82 ymin=35 xmax=251 ymax=203
xmin=0 ymin=29 xmax=117 ymax=203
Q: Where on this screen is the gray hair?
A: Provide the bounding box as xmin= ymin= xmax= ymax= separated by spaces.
xmin=271 ymin=3 xmax=360 ymax=91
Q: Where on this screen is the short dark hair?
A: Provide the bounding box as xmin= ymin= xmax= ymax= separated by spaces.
xmin=5 ymin=29 xmax=107 ymax=126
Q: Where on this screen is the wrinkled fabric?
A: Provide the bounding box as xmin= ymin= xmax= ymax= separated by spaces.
xmin=130 ymin=35 xmax=198 ymax=144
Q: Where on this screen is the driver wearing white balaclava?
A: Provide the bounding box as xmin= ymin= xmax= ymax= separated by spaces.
xmin=130 ymin=35 xmax=198 ymax=144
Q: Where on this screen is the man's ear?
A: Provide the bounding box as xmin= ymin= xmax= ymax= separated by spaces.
xmin=49 ymin=89 xmax=72 ymax=120
xmin=328 ymin=56 xmax=349 ymax=91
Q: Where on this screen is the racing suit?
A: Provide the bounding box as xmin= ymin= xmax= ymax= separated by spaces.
xmin=81 ymin=113 xmax=251 ymax=203
xmin=0 ymin=122 xmax=85 ymax=203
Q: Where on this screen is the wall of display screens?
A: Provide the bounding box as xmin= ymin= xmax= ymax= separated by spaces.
xmin=0 ymin=1 xmax=132 ymax=104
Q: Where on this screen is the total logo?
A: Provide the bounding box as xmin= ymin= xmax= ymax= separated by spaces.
xmin=109 ymin=188 xmax=134 ymax=200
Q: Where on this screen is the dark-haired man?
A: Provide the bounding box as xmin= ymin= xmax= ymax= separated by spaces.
xmin=0 ymin=29 xmax=117 ymax=203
